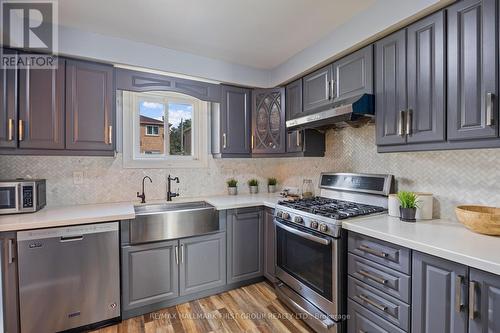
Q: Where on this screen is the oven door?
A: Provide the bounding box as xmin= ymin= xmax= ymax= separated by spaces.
xmin=0 ymin=184 xmax=20 ymax=214
xmin=275 ymin=218 xmax=339 ymax=316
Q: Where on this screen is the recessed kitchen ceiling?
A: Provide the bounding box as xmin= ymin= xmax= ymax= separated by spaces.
xmin=58 ymin=0 xmax=376 ymax=69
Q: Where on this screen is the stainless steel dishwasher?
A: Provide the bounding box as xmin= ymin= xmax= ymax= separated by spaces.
xmin=17 ymin=222 xmax=120 ymax=333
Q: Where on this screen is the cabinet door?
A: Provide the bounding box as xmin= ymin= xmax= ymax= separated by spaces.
xmin=303 ymin=65 xmax=332 ymax=113
xmin=220 ymin=85 xmax=251 ymax=155
xmin=66 ymin=60 xmax=114 ymax=151
xmin=286 ymin=130 xmax=303 ymax=153
xmin=469 ymin=268 xmax=500 ymax=333
xmin=252 ymin=88 xmax=286 ymax=154
xmin=286 ymin=79 xmax=303 ymax=120
xmin=263 ymin=208 xmax=276 ymax=283
xmin=0 ymin=232 xmax=20 ymax=333
xmin=18 ymin=59 xmax=65 ymax=150
xmin=179 ymin=232 xmax=226 ymax=296
xmin=121 ymin=240 xmax=179 ymax=311
xmin=447 ymin=0 xmax=498 ymax=140
xmin=407 ymin=10 xmax=446 ymax=143
xmin=0 ymin=49 xmax=17 ymax=149
xmin=227 ymin=208 xmax=264 ymax=284
xmin=412 ymin=252 xmax=468 ymax=333
xmin=375 ymin=30 xmax=407 ymax=146
xmin=333 ymin=45 xmax=373 ymax=102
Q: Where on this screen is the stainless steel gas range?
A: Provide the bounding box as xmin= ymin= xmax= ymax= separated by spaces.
xmin=273 ymin=173 xmax=393 ymax=333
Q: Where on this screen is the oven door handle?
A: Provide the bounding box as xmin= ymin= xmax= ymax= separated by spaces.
xmin=275 ymin=221 xmax=331 ymax=245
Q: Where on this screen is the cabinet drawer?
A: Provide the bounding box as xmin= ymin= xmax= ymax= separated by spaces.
xmin=348 ymin=277 xmax=410 ymax=332
xmin=348 ymin=299 xmax=405 ymax=333
xmin=348 ymin=253 xmax=410 ymax=303
xmin=348 ymin=232 xmax=410 ymax=274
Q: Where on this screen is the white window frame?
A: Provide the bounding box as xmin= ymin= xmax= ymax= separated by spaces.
xmin=123 ymin=91 xmax=209 ymax=169
xmin=145 ymin=125 xmax=159 ymax=136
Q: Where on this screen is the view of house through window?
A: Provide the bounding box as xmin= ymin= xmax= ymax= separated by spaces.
xmin=138 ymin=94 xmax=193 ymax=156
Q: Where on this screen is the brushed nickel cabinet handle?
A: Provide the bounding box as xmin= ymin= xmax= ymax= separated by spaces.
xmin=455 ymin=275 xmax=465 ymax=312
xmin=222 ymin=133 xmax=227 ymax=149
xmin=296 ymin=131 xmax=301 ymax=147
xmin=359 ymin=269 xmax=388 ymax=285
xmin=331 ymin=79 xmax=336 ymax=100
xmin=398 ymin=110 xmax=406 ymax=136
xmin=108 ymin=125 xmax=113 ymax=145
xmin=175 ymin=246 xmax=179 ymax=265
xmin=8 ymin=239 xmax=15 ymax=264
xmin=358 ymin=294 xmax=388 ymax=312
xmin=18 ymin=120 xmax=24 ymax=141
xmin=469 ymin=280 xmax=477 ymax=319
xmin=406 ymin=109 xmax=412 ymax=136
xmin=251 ymin=135 xmax=254 ymax=150
xmin=359 ymin=244 xmax=389 ymax=258
xmin=486 ymin=92 xmax=494 ymax=126
xmin=180 ymin=244 xmax=184 ymax=263
xmin=328 ymin=80 xmax=332 ymax=100
xmin=8 ymin=118 xmax=14 ymax=141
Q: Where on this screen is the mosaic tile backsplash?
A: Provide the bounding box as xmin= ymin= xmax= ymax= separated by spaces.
xmin=1 ymin=124 xmax=499 ymax=219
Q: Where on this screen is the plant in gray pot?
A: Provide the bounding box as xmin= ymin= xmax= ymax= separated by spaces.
xmin=227 ymin=178 xmax=238 ymax=195
xmin=397 ymin=191 xmax=419 ymax=222
xmin=268 ymin=178 xmax=277 ymax=193
xmin=248 ymin=179 xmax=259 ymax=194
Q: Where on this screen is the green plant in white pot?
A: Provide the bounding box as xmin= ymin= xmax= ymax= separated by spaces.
xmin=248 ymin=179 xmax=259 ymax=194
xmin=397 ymin=191 xmax=419 ymax=222
xmin=227 ymin=178 xmax=238 ymax=195
xmin=268 ymin=178 xmax=277 ymax=193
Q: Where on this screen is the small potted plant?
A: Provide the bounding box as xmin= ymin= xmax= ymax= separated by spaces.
xmin=248 ymin=179 xmax=259 ymax=194
xmin=227 ymin=178 xmax=238 ymax=195
xmin=397 ymin=191 xmax=419 ymax=222
xmin=268 ymin=178 xmax=277 ymax=193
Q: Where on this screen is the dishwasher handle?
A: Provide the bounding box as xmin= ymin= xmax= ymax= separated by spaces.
xmin=60 ymin=235 xmax=84 ymax=242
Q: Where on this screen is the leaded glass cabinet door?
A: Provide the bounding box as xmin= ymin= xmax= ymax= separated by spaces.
xmin=252 ymin=87 xmax=286 ymax=154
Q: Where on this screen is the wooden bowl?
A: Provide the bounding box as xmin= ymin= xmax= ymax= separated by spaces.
xmin=456 ymin=205 xmax=500 ymax=236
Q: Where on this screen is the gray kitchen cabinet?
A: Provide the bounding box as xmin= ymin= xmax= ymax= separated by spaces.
xmin=348 ymin=299 xmax=405 ymax=333
xmin=18 ymin=59 xmax=65 ymax=150
xmin=406 ymin=10 xmax=446 ymax=144
xmin=0 ymin=49 xmax=17 ymax=149
xmin=252 ymin=87 xmax=286 ymax=154
xmin=375 ymin=30 xmax=407 ymax=146
xmin=227 ymin=207 xmax=264 ymax=284
xmin=263 ymin=208 xmax=276 ymax=283
xmin=332 ymin=45 xmax=373 ymax=102
xmin=447 ymin=0 xmax=498 ymax=141
xmin=66 ymin=59 xmax=114 ymax=151
xmin=179 ymin=232 xmax=226 ymax=296
xmin=286 ymin=79 xmax=303 ymax=120
xmin=469 ymin=268 xmax=500 ymax=333
xmin=412 ymin=251 xmax=468 ymax=333
xmin=122 ymin=240 xmax=179 ymax=311
xmin=303 ymin=65 xmax=332 ymax=113
xmin=220 ymin=85 xmax=251 ymax=156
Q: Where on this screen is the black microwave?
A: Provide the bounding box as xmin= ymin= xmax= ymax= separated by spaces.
xmin=0 ymin=179 xmax=46 ymax=215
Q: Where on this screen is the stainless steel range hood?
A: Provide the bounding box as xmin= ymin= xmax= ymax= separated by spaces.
xmin=286 ymin=94 xmax=375 ymax=130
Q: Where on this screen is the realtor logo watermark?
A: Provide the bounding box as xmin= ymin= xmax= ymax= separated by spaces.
xmin=1 ymin=0 xmax=58 ymax=69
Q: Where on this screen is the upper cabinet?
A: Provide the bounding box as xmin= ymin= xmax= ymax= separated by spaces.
xmin=376 ymin=11 xmax=446 ymax=148
xmin=0 ymin=49 xmax=17 ymax=149
xmin=66 ymin=60 xmax=114 ymax=151
xmin=219 ymin=85 xmax=252 ymax=157
xmin=286 ymin=79 xmax=303 ymax=120
xmin=332 ymin=45 xmax=373 ymax=102
xmin=252 ymin=87 xmax=286 ymax=154
xmin=447 ymin=0 xmax=498 ymax=140
xmin=18 ymin=59 xmax=66 ymax=150
xmin=303 ymin=45 xmax=373 ymax=115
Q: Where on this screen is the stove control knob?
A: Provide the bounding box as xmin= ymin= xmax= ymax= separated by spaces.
xmin=319 ymin=223 xmax=329 ymax=233
xmin=310 ymin=221 xmax=319 ymax=229
xmin=276 ymin=211 xmax=283 ymax=218
xmin=282 ymin=212 xmax=290 ymax=220
xmin=293 ymin=216 xmax=304 ymax=224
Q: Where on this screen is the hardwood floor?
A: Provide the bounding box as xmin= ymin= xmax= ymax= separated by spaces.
xmin=92 ymin=282 xmax=313 ymax=333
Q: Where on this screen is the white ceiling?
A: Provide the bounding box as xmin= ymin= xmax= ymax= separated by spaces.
xmin=58 ymin=0 xmax=375 ymax=69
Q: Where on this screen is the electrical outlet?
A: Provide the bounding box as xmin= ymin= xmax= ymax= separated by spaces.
xmin=73 ymin=171 xmax=84 ymax=185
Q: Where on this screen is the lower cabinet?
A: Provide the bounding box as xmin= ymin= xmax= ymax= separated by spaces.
xmin=179 ymin=232 xmax=226 ymax=296
xmin=263 ymin=207 xmax=276 ymax=282
xmin=468 ymin=268 xmax=500 ymax=333
xmin=122 ymin=232 xmax=226 ymax=313
xmin=122 ymin=240 xmax=179 ymax=311
xmin=412 ymin=251 xmax=468 ymax=333
xmin=227 ymin=207 xmax=264 ymax=284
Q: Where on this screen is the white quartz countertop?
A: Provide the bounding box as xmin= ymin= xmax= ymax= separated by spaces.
xmin=0 ymin=193 xmax=281 ymax=232
xmin=343 ymin=215 xmax=500 ymax=276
